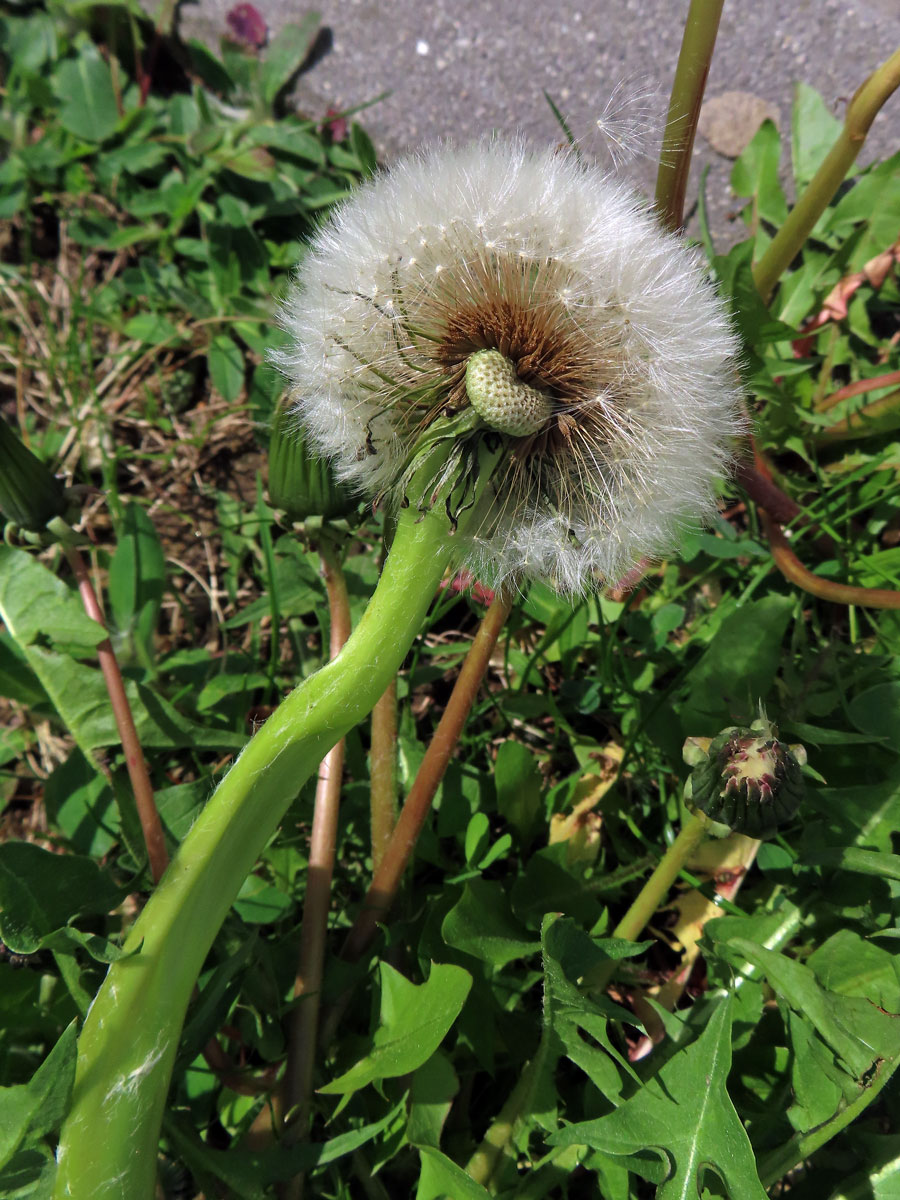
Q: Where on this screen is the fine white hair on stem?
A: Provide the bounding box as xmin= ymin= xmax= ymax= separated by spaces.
xmin=274 ymin=138 xmax=743 ymax=594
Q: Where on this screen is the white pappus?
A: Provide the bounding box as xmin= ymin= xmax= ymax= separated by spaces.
xmin=273 ymin=138 xmax=743 ymax=594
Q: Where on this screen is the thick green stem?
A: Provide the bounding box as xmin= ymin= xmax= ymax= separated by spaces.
xmin=54 ymin=493 xmax=465 ymax=1200
xmin=585 ymin=813 xmax=710 ymax=994
xmin=753 ymin=47 xmax=900 ymax=303
xmin=654 ymin=0 xmax=726 ymax=233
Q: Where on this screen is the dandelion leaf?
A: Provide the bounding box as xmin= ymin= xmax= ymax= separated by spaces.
xmin=550 ymin=999 xmax=767 ymax=1199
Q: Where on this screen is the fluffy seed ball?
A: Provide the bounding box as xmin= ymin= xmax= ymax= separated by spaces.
xmin=274 ymin=139 xmax=742 ymax=593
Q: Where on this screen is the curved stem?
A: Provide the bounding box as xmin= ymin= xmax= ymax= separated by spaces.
xmin=816 ymin=387 xmax=900 ymax=442
xmin=654 ymin=0 xmax=726 ymax=233
xmin=753 ymin=47 xmax=900 ymax=303
xmin=279 ymin=536 xmax=351 ymax=1184
xmin=53 ymin=493 xmax=466 ymax=1200
xmin=65 ymin=546 xmax=168 ymax=884
xmin=341 ymin=588 xmax=514 ymax=964
xmin=762 ymin=513 xmax=900 ymax=609
xmin=734 ymin=458 xmax=834 ymax=555
xmin=815 ymin=367 xmax=900 ymax=414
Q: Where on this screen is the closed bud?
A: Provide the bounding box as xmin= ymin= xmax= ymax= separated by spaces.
xmin=267 ymin=395 xmax=358 ymax=522
xmin=683 ymin=713 xmax=806 ymax=839
xmin=0 ymin=418 xmax=70 ymax=537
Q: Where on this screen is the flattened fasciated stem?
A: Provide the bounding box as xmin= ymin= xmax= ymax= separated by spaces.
xmin=54 ymin=437 xmax=501 ymax=1200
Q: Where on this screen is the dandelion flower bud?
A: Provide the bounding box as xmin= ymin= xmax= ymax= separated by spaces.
xmin=0 ymin=417 xmax=71 ymax=539
xmin=274 ymin=139 xmax=743 ymax=593
xmin=268 ymin=395 xmax=358 ymax=522
xmin=683 ymin=716 xmax=807 ymax=839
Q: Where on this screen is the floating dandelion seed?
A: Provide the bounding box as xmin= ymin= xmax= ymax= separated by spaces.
xmin=275 ymin=139 xmax=742 ymax=593
xmin=593 ymin=74 xmax=665 ymax=168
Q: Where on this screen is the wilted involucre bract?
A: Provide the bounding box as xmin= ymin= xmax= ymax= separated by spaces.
xmin=274 ymin=139 xmax=743 ymax=593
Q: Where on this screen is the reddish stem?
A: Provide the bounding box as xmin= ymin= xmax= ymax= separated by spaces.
xmin=762 ymin=513 xmax=900 ymax=609
xmin=734 ymin=459 xmax=835 ymax=555
xmin=279 ymin=537 xmax=351 ymax=1174
xmin=65 ymin=547 xmax=168 ymax=883
xmin=341 ymin=588 xmax=514 ymax=964
xmin=369 ymin=679 xmax=399 ymax=872
xmin=816 ymin=368 xmax=900 ymax=414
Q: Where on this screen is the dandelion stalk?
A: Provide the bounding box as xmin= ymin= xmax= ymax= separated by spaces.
xmin=762 ymin=512 xmax=900 ymax=609
xmin=342 ymin=586 xmax=514 ymax=964
xmin=753 ymin=46 xmax=900 ymax=303
xmin=369 ymin=680 xmax=399 ymax=873
xmin=654 ymin=0 xmax=726 ymax=232
xmin=815 ymin=386 xmax=900 ymax=441
xmin=66 ymin=546 xmax=169 ymax=884
xmin=53 ymin=445 xmax=497 ymax=1200
xmin=279 ymin=533 xmax=351 ymax=1174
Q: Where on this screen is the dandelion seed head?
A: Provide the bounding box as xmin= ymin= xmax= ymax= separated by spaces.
xmin=274 ymin=138 xmax=742 ymax=593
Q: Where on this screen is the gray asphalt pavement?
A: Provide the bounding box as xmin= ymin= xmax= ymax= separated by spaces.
xmin=178 ymin=0 xmax=900 ymax=246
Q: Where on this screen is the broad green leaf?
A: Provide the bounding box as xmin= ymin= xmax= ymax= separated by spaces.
xmin=0 ymin=1078 xmax=41 ymax=1170
xmin=108 ymin=502 xmax=165 ymax=663
xmin=415 ymin=1146 xmax=492 ymax=1200
xmin=785 ymin=1008 xmax=848 ymax=1132
xmin=0 ymin=546 xmax=106 ymax=652
xmin=224 ymin=552 xmax=322 ymax=628
xmin=805 ymin=775 xmax=900 ymax=852
xmin=407 ymin=1051 xmax=458 ymax=1150
xmin=232 ymin=877 xmax=292 ymax=925
xmin=511 ymin=844 xmax=613 ymax=927
xmin=0 ymin=842 xmax=123 ymax=953
xmin=208 ymin=334 xmax=245 ymax=401
xmin=551 ymin=999 xmax=767 ymax=1199
xmin=53 ymin=44 xmax=119 ymax=142
xmin=20 ymin=1021 xmax=78 ymax=1144
xmin=494 ymin=740 xmax=543 ymax=841
xmin=19 ymin=645 xmax=244 ymax=755
xmin=679 ymin=594 xmax=794 ymax=733
xmin=792 ymin=83 xmax=842 ymax=189
xmin=0 ymin=634 xmax=47 ymax=707
xmin=259 ymin=14 xmax=321 ymax=107
xmin=848 ymin=682 xmax=900 ymax=745
xmin=196 ymin=671 xmax=270 ymax=713
xmin=122 ymin=313 xmax=180 ymax=345
xmin=827 ymin=1134 xmax=900 ymax=1199
xmin=319 ymin=963 xmax=472 ymax=1096
xmin=542 ymin=915 xmax=644 ymax=1102
xmin=350 ymin=123 xmax=377 ymax=176
xmin=43 ymin=749 xmax=117 ymax=857
xmin=731 ymin=119 xmax=787 ymax=230
xmin=0 ymin=1023 xmax=76 ymax=1169
xmin=713 ymin=241 xmax=797 ymax=346
xmin=165 ymin=1098 xmax=407 ymax=1193
xmin=441 ymin=879 xmax=539 ymax=968
xmin=806 ymin=847 xmax=900 ymax=884
xmin=824 ymin=151 xmax=900 ymax=269
xmin=0 ymin=1149 xmax=56 ymax=1199
xmin=807 ymin=929 xmax=900 ymax=1011
xmin=726 ymin=938 xmax=900 ymax=1078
